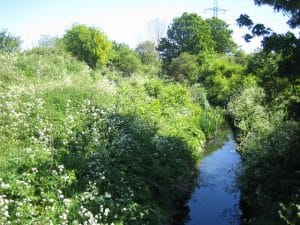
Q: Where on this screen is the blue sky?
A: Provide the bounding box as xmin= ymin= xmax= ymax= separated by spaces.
xmin=0 ymin=0 xmax=298 ymax=52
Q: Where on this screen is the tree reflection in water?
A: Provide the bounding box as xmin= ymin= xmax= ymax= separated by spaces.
xmin=184 ymin=132 xmax=241 ymax=225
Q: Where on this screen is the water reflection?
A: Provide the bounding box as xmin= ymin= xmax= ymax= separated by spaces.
xmin=185 ymin=133 xmax=241 ymax=225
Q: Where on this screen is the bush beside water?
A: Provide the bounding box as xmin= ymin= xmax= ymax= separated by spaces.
xmin=0 ymin=47 xmax=224 ymax=225
xmin=228 ymin=86 xmax=300 ymax=225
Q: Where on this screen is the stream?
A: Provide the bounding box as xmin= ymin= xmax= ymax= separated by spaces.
xmin=186 ymin=131 xmax=241 ymax=225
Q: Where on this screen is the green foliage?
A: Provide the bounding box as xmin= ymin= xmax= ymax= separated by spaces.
xmin=110 ymin=43 xmax=142 ymax=76
xmin=246 ymin=51 xmax=290 ymax=100
xmin=236 ymin=14 xmax=272 ymax=42
xmin=72 ymin=113 xmax=198 ymax=225
xmin=237 ymin=0 xmax=300 ymax=123
xmin=0 ymin=29 xmax=21 ymax=52
xmin=206 ymin=18 xmax=237 ymax=53
xmin=189 ymin=84 xmax=210 ymax=109
xmin=236 ymin=14 xmax=254 ymax=29
xmin=0 ymin=48 xmax=224 ymax=224
xmin=17 ymin=46 xmax=90 ymax=79
xmin=157 ymin=12 xmax=215 ymax=64
xmin=228 ymin=86 xmax=300 ymax=225
xmin=168 ymin=52 xmax=200 ymax=83
xmin=0 ymin=47 xmax=90 ymax=90
xmin=263 ymin=32 xmax=300 ymax=84
xmin=237 ymin=11 xmax=300 ymax=84
xmin=236 ymin=4 xmax=300 ymax=89
xmin=234 ymin=3 xmax=300 ymax=221
xmin=199 ymin=53 xmax=256 ymax=106
xmin=234 ymin=3 xmax=300 ymax=222
xmin=199 ymin=108 xmax=224 ymax=138
xmin=0 ymin=52 xmax=19 ymax=86
xmin=135 ymin=41 xmax=158 ymax=65
xmin=63 ymin=24 xmax=112 ymax=68
xmin=196 ymin=39 xmax=299 ymax=225
xmin=228 ymin=86 xmax=271 ymax=138
xmin=231 ymin=49 xmax=249 ymax=65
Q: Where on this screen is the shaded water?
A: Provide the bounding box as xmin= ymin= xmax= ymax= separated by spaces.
xmin=186 ymin=132 xmax=241 ymax=225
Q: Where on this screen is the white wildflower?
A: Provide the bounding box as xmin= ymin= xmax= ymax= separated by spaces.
xmin=0 ymin=182 xmax=10 ymax=190
xmin=104 ymin=208 xmax=110 ymax=216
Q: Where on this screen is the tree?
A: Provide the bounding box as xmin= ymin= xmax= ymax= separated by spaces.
xmin=263 ymin=32 xmax=300 ymax=83
xmin=235 ymin=2 xmax=300 ymax=224
xmin=0 ymin=29 xmax=21 ymax=52
xmin=169 ymin=52 xmax=200 ymax=83
xmin=63 ymin=24 xmax=111 ymax=68
xmin=135 ymin=41 xmax=158 ymax=65
xmin=236 ymin=1 xmax=300 ymax=85
xmin=111 ymin=43 xmax=141 ymax=76
xmin=206 ymin=18 xmax=237 ymax=53
xmin=254 ymin=0 xmax=300 ymax=28
xmin=157 ymin=13 xmax=215 ymax=64
xmin=237 ymin=0 xmax=299 ymax=38
xmin=236 ymin=14 xmax=272 ymax=42
xmin=246 ymin=51 xmax=285 ymax=100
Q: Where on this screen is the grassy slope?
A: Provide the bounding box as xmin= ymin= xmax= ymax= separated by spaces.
xmin=0 ymin=47 xmax=224 ymax=225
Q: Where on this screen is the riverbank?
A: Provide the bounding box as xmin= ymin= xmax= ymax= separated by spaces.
xmin=0 ymin=49 xmax=225 ymax=225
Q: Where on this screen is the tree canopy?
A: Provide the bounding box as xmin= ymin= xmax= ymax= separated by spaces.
xmin=157 ymin=13 xmax=237 ymax=66
xmin=234 ymin=4 xmax=300 ymax=223
xmin=63 ymin=24 xmax=111 ymax=68
xmin=254 ymin=0 xmax=300 ymax=28
xmin=236 ymin=1 xmax=300 ymax=84
xmin=206 ymin=18 xmax=237 ymax=53
xmin=135 ymin=41 xmax=158 ymax=65
xmin=169 ymin=52 xmax=200 ymax=83
xmin=157 ymin=13 xmax=215 ymax=64
xmin=111 ymin=43 xmax=141 ymax=76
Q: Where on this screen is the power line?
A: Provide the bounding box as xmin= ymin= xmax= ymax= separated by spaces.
xmin=205 ymin=0 xmax=227 ymax=18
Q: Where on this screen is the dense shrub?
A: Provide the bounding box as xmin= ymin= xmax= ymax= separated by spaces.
xmin=168 ymin=52 xmax=200 ymax=83
xmin=110 ymin=43 xmax=142 ymax=76
xmin=0 ymin=52 xmax=19 ymax=86
xmin=0 ymin=48 xmax=224 ymax=224
xmin=206 ymin=17 xmax=237 ymax=53
xmin=63 ymin=24 xmax=112 ymax=68
xmin=228 ymin=86 xmax=300 ymax=225
xmin=246 ymin=51 xmax=287 ymax=100
xmin=199 ymin=53 xmax=256 ymax=106
xmin=15 ymin=46 xmax=90 ymax=78
xmin=228 ymin=86 xmax=271 ymax=138
xmin=135 ymin=41 xmax=159 ymax=65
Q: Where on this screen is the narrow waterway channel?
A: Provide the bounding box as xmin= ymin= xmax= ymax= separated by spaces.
xmin=186 ymin=131 xmax=241 ymax=225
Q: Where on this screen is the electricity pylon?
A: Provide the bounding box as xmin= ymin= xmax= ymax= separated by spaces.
xmin=205 ymin=0 xmax=227 ymax=18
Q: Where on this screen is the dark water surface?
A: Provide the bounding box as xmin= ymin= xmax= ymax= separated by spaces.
xmin=186 ymin=132 xmax=241 ymax=225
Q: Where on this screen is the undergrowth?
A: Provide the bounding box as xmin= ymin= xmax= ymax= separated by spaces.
xmin=0 ymin=47 xmax=224 ymax=225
